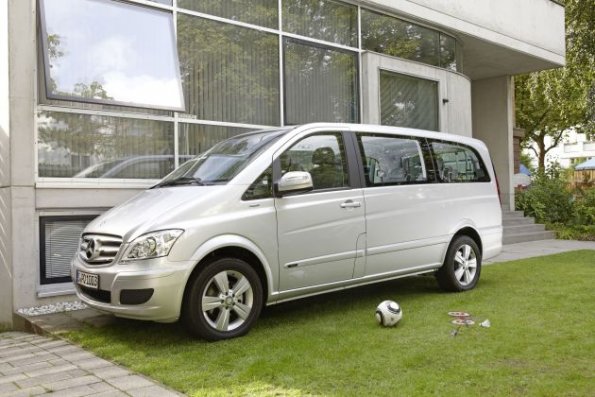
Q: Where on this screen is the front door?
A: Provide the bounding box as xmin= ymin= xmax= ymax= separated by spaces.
xmin=275 ymin=132 xmax=365 ymax=291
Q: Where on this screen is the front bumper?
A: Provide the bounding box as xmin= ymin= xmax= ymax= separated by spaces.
xmin=71 ymin=255 xmax=195 ymax=323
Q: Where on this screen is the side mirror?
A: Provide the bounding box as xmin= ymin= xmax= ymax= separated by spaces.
xmin=275 ymin=171 xmax=313 ymax=197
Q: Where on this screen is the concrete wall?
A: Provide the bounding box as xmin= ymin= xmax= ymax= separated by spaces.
xmin=7 ymin=0 xmax=39 ymax=310
xmin=472 ymin=76 xmax=514 ymax=210
xmin=363 ymin=0 xmax=565 ymax=66
xmin=362 ymin=52 xmax=472 ymax=136
xmin=0 ymin=0 xmax=14 ymax=327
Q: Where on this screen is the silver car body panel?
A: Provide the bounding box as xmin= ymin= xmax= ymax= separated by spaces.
xmin=72 ymin=123 xmax=502 ymax=322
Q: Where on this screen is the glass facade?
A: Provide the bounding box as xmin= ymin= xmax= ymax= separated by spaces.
xmin=39 ymin=0 xmax=184 ymax=110
xmin=38 ymin=0 xmax=463 ymax=181
xmin=284 ymin=39 xmax=358 ymax=124
xmin=37 ymin=111 xmax=174 ymax=179
xmin=361 ymin=9 xmax=462 ymax=72
xmin=178 ymin=0 xmax=278 ymax=29
xmin=379 ymin=70 xmax=439 ymax=131
xmin=177 ymin=14 xmax=280 ymax=125
xmin=178 ymin=124 xmax=254 ymax=163
xmin=283 ymin=0 xmax=358 ymax=47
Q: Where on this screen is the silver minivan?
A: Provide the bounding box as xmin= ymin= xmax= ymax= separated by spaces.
xmin=72 ymin=123 xmax=502 ymax=340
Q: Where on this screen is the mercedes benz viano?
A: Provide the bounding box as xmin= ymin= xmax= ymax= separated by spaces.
xmin=72 ymin=123 xmax=502 ymax=340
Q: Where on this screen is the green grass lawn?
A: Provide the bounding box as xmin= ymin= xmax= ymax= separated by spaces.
xmin=64 ymin=251 xmax=595 ymax=396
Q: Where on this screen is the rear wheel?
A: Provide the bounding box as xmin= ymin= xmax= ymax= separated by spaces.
xmin=436 ymin=235 xmax=481 ymax=292
xmin=183 ymin=257 xmax=263 ymax=341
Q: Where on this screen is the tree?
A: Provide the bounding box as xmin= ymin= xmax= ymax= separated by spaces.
xmin=515 ymin=0 xmax=594 ymax=172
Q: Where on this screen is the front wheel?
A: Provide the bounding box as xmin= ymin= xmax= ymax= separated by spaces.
xmin=183 ymin=257 xmax=263 ymax=341
xmin=436 ymin=236 xmax=482 ymax=292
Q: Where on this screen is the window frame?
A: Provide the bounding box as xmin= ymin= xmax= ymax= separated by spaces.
xmin=38 ymin=0 xmax=186 ymax=112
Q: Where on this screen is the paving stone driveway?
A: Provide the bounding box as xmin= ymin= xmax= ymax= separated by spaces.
xmin=0 ymin=332 xmax=183 ymax=397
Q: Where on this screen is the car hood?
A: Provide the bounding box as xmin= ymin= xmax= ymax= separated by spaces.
xmin=84 ymin=185 xmax=227 ymax=242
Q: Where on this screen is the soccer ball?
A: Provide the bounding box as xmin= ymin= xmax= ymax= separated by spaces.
xmin=375 ymin=300 xmax=403 ymax=327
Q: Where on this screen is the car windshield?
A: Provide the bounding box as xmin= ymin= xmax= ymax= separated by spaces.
xmin=154 ymin=128 xmax=290 ymax=188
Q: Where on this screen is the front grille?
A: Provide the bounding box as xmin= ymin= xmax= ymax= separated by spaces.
xmin=79 ymin=234 xmax=123 ymax=265
xmin=80 ymin=286 xmax=111 ymax=304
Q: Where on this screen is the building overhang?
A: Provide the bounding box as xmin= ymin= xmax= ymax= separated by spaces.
xmin=361 ymin=0 xmax=566 ymax=80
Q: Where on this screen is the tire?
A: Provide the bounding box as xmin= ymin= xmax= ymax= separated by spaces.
xmin=436 ymin=235 xmax=482 ymax=292
xmin=183 ymin=257 xmax=263 ymax=341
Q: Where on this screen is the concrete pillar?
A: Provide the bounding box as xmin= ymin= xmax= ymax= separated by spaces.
xmin=0 ymin=0 xmax=14 ymax=328
xmin=472 ymin=76 xmax=514 ymax=210
xmin=0 ymin=0 xmax=38 ymax=326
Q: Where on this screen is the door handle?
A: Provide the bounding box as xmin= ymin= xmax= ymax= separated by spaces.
xmin=340 ymin=200 xmax=361 ymax=209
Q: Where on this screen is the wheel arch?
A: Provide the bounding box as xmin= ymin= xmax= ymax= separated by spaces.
xmin=442 ymin=226 xmax=483 ymax=264
xmin=181 ymin=235 xmax=274 ymax=310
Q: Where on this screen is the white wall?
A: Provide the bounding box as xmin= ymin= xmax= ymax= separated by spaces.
xmin=361 ymin=52 xmax=472 ymax=136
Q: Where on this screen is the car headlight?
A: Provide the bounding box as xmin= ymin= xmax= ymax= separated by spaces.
xmin=123 ymin=229 xmax=183 ymax=261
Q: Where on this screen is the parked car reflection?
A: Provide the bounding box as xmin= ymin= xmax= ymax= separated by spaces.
xmin=73 ymin=155 xmax=194 ymax=179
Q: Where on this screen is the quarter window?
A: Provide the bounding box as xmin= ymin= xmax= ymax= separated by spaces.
xmin=280 ymin=134 xmax=349 ymax=191
xmin=39 ymin=0 xmax=184 ymax=110
xmin=430 ymin=141 xmax=490 ymax=183
xmin=357 ymin=134 xmax=427 ymax=186
xmin=243 ymin=166 xmax=273 ymax=200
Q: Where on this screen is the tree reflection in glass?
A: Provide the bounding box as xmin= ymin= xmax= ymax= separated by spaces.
xmin=284 ymin=39 xmax=358 ymax=125
xmin=37 ymin=111 xmax=174 ymax=178
xmin=177 ymin=14 xmax=280 ymax=126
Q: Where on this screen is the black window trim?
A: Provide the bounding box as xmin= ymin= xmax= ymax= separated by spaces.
xmin=39 ymin=215 xmax=97 ymax=285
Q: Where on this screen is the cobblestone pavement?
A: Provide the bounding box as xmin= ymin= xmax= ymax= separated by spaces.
xmin=0 ymin=332 xmax=183 ymax=397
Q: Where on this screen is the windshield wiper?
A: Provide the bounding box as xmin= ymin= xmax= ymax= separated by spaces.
xmin=153 ymin=176 xmax=205 ymax=188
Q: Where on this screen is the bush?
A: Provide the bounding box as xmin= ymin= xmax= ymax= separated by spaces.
xmin=548 ymin=224 xmax=595 ymax=241
xmin=516 ymin=164 xmax=595 ymax=240
xmin=516 ymin=171 xmax=574 ymax=224
xmin=573 ymin=186 xmax=595 ymax=226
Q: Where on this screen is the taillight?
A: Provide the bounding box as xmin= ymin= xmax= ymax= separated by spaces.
xmin=492 ymin=161 xmax=502 ymax=205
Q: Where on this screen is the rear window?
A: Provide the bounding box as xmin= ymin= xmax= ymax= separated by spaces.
xmin=429 ymin=141 xmax=490 ymax=183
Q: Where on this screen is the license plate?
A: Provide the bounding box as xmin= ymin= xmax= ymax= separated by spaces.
xmin=77 ymin=270 xmax=99 ymax=290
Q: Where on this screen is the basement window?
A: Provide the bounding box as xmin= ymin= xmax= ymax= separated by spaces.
xmin=40 ymin=216 xmax=97 ymax=285
xmin=38 ymin=0 xmax=184 ymax=111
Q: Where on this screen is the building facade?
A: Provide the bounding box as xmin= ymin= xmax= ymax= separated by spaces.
xmin=0 ymin=0 xmax=565 ymax=327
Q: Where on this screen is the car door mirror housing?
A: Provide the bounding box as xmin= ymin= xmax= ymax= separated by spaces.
xmin=275 ymin=171 xmax=313 ymax=197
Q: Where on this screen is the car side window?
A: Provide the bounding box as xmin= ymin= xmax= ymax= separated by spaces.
xmin=242 ymin=165 xmax=273 ymax=200
xmin=430 ymin=141 xmax=490 ymax=183
xmin=357 ymin=134 xmax=427 ymax=186
xmin=280 ymin=133 xmax=349 ymax=191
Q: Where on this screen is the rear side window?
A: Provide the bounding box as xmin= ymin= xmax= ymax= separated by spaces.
xmin=357 ymin=134 xmax=427 ymax=186
xmin=430 ymin=141 xmax=490 ymax=183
